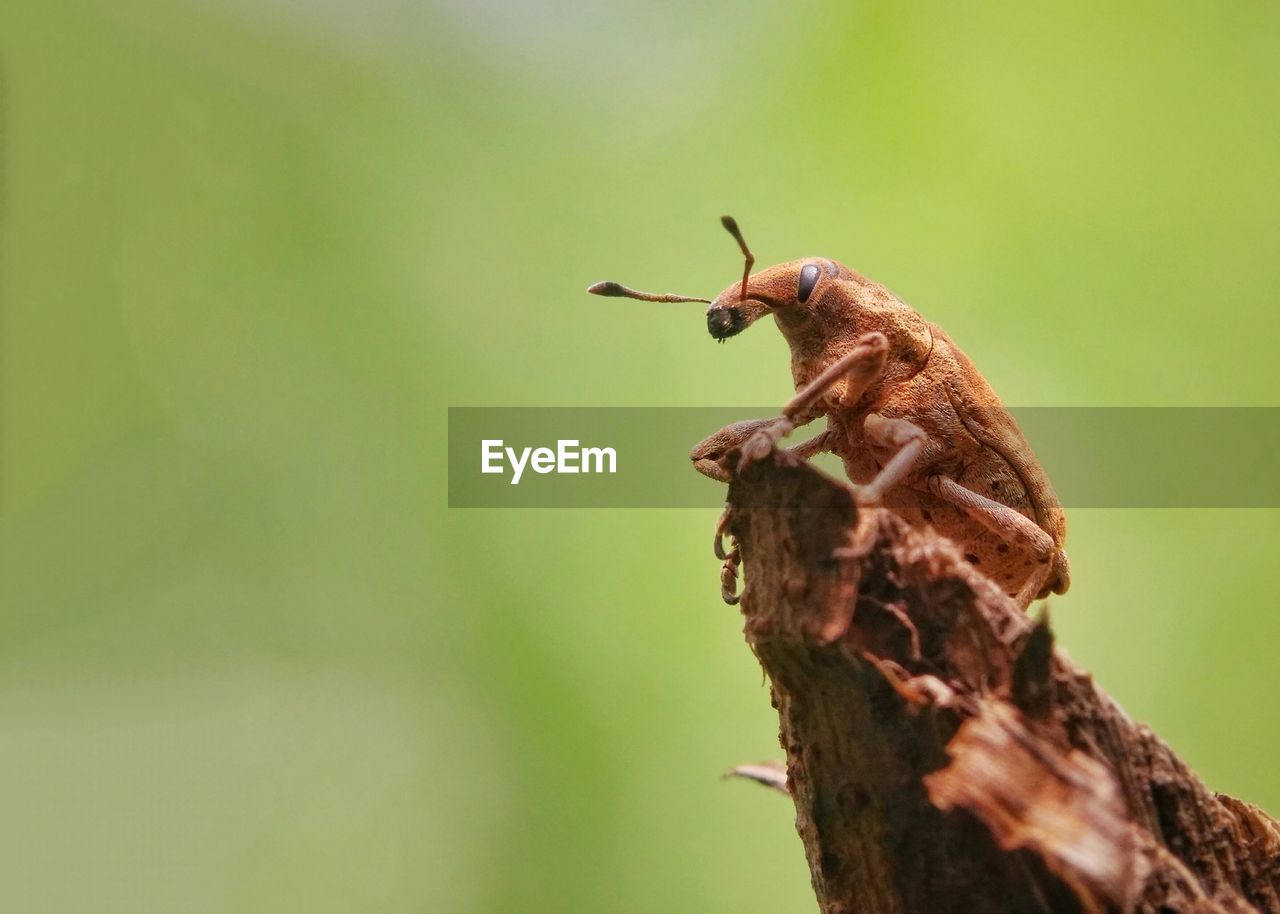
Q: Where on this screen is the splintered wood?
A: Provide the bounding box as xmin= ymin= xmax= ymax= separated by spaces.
xmin=724 ymin=452 xmax=1280 ymax=914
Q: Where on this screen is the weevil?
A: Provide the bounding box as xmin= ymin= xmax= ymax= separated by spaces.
xmin=588 ymin=217 xmax=1069 ymax=610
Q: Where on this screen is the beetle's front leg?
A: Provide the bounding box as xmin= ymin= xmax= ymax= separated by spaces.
xmin=737 ymin=332 xmax=889 ymax=473
xmin=696 ymin=425 xmax=833 ymax=605
xmin=713 ymin=504 xmax=742 ymax=604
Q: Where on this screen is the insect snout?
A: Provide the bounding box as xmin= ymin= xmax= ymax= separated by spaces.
xmin=707 ymin=306 xmax=744 ymax=340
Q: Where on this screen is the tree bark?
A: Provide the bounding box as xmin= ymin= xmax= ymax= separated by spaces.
xmin=722 ymin=451 xmax=1280 ymax=914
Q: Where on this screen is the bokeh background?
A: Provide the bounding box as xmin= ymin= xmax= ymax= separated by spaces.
xmin=3 ymin=2 xmax=1280 ymax=912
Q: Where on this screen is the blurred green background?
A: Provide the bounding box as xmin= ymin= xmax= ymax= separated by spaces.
xmin=3 ymin=1 xmax=1279 ymax=911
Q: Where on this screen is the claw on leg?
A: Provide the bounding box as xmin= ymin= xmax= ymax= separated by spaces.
xmin=720 ymin=553 xmax=742 ymax=605
xmin=715 ymin=505 xmax=743 ymax=604
xmin=713 ymin=505 xmax=733 ymax=561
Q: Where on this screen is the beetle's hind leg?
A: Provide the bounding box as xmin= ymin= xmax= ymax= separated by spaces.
xmin=926 ymin=475 xmax=1058 ymax=608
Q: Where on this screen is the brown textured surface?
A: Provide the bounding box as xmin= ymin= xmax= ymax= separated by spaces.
xmin=725 ymin=451 xmax=1280 ymax=914
xmin=701 ymin=252 xmax=1070 ymax=599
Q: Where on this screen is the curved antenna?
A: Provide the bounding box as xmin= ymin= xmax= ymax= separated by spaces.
xmin=587 ymin=281 xmax=709 ymax=303
xmin=720 ymin=215 xmax=754 ymax=301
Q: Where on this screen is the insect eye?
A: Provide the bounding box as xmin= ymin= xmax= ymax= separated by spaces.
xmin=797 ymin=263 xmax=820 ymax=303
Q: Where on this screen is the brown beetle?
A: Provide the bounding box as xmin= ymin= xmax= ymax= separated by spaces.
xmin=589 ymin=217 xmax=1069 ymax=610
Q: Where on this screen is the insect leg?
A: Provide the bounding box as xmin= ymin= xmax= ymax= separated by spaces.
xmin=782 ymin=331 xmax=890 ymax=420
xmin=857 ymin=413 xmax=928 ymax=505
xmin=737 ymin=332 xmax=889 ymax=473
xmin=926 ymin=475 xmax=1057 ymax=607
xmin=786 ymin=427 xmax=835 ymax=461
xmin=720 ymin=550 xmax=743 ymax=605
xmin=696 ymin=426 xmax=832 ymax=605
xmin=711 ymin=504 xmax=743 ymax=604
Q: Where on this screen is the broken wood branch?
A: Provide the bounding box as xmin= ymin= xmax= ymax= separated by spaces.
xmin=723 ymin=451 xmax=1280 ymax=914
